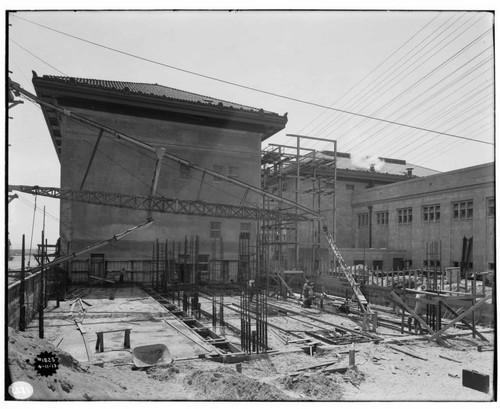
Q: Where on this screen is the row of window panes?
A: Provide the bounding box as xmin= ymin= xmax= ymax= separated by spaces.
xmin=358 ymin=200 xmax=488 ymax=226
xmin=180 ymin=164 xmax=239 ymax=180
xmin=376 ymin=211 xmax=389 ymax=225
xmin=358 ymin=213 xmax=368 ymax=227
xmin=423 ymin=205 xmax=440 ymax=222
xmin=210 ymin=222 xmax=250 ymax=238
xmin=452 ymin=200 xmax=473 ymax=220
xmin=487 ymin=198 xmax=494 ymax=217
xmin=397 ymin=208 xmax=413 ymax=224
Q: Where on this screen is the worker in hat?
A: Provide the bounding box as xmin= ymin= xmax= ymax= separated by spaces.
xmin=302 ymin=280 xmax=314 ymax=308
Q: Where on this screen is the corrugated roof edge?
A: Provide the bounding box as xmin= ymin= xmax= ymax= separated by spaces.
xmin=35 ymin=72 xmax=285 ymax=118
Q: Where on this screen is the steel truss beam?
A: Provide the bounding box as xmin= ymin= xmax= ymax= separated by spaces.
xmin=9 ymin=80 xmax=321 ymax=220
xmin=9 ymin=185 xmax=309 ymax=222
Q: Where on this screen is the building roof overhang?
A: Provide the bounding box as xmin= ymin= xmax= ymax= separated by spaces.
xmin=32 ymin=72 xmax=288 ymax=159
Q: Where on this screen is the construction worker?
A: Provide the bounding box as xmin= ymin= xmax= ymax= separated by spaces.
xmin=302 ymin=280 xmax=313 ymax=299
xmin=302 ymin=280 xmax=315 ymax=308
xmin=248 ymin=279 xmax=255 ymax=302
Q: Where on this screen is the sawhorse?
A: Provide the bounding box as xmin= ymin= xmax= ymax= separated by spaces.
xmin=95 ymin=328 xmax=132 ymax=353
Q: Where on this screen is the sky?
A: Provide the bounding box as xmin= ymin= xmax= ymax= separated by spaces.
xmin=4 ymin=2 xmax=496 ymax=249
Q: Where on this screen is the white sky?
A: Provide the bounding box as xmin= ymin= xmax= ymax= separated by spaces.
xmin=4 ymin=1 xmax=497 ymax=249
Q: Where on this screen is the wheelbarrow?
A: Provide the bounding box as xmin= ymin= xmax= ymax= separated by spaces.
xmin=132 ymin=344 xmax=173 ymax=368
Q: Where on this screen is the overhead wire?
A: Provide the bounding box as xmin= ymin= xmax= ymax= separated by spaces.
xmin=9 ymin=38 xmax=68 ymax=75
xmin=10 ymin=13 xmax=492 ymax=147
xmin=302 ymin=11 xmax=466 ymax=147
xmin=379 ymin=75 xmax=493 ymax=157
xmin=345 ymin=48 xmax=494 ymax=154
xmin=341 ymin=27 xmax=493 ymax=152
xmin=375 ymin=69 xmax=494 ymax=157
xmin=409 ymin=101 xmax=494 ymax=164
xmin=294 ymin=11 xmax=442 ymax=138
xmin=300 ymin=13 xmax=492 ymax=157
xmin=377 ymin=57 xmax=494 ymax=158
xmin=419 ymin=121 xmax=494 ymax=166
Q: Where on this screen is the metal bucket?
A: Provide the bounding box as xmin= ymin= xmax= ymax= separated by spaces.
xmin=132 ymin=344 xmax=172 ymax=368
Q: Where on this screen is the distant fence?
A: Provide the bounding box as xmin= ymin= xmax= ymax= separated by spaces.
xmin=315 ymin=266 xmax=493 ymax=325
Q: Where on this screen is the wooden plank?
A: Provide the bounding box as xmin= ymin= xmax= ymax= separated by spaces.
xmin=440 ymin=301 xmax=488 ymax=342
xmin=276 ymin=272 xmax=301 ymax=303
xmin=75 ymin=321 xmax=86 ymax=334
xmin=428 ymin=294 xmax=492 ymax=341
xmin=438 ymin=354 xmax=461 ymax=363
xmin=89 ymin=275 xmax=114 ymax=284
xmin=288 ymin=360 xmax=340 ymax=376
xmin=388 ymin=345 xmax=427 ymax=361
xmin=390 ymin=291 xmax=436 ymax=335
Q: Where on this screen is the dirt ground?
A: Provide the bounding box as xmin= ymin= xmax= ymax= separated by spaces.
xmin=6 ymin=326 xmax=495 ymax=401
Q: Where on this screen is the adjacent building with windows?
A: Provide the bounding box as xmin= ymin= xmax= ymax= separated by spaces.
xmin=262 ymin=150 xmax=439 ymax=271
xmin=351 ymin=162 xmax=494 ymax=272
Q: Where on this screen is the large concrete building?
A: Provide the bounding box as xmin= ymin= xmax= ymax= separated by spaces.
xmin=32 ymin=72 xmax=287 ymax=283
xmin=351 ymin=162 xmax=495 ymax=273
xmin=262 ymin=149 xmax=439 ymax=272
xmin=262 ymin=149 xmax=494 ymax=275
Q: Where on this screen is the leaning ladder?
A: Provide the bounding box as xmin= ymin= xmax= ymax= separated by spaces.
xmin=322 ymin=225 xmax=377 ymax=331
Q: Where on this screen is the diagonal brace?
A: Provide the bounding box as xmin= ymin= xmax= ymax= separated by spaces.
xmin=147 ymin=147 xmax=166 ymax=220
xmin=441 ymin=300 xmax=488 ymax=342
xmin=428 ymin=294 xmax=492 ymax=341
xmin=80 ymin=128 xmax=104 ymax=190
xmin=390 ymin=291 xmax=436 ymax=336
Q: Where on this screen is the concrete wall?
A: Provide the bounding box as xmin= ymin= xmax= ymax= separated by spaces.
xmin=59 ymin=107 xmax=263 ymax=267
xmin=351 ymin=163 xmax=495 ymax=272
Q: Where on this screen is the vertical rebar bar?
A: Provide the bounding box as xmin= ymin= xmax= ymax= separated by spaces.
xmin=19 ymin=234 xmax=26 ymax=331
xmin=39 ymin=229 xmax=45 ymax=339
xmin=212 ymin=293 xmax=217 ymax=328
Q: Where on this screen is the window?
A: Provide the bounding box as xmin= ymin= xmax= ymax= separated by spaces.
xmin=358 ymin=213 xmax=368 ymax=227
xmin=397 ymin=208 xmax=413 ymax=224
xmin=487 ymin=198 xmax=495 ymax=217
xmin=198 ymin=255 xmax=209 ymax=275
xmin=376 ymin=211 xmax=389 ymax=225
xmin=180 ymin=163 xmax=191 ymax=179
xmin=282 ymin=181 xmax=288 ymax=191
xmin=346 ymin=184 xmax=355 ymax=191
xmin=423 ymin=205 xmax=440 ymax=222
xmin=228 ymin=166 xmax=239 ymax=179
xmin=213 ymin=165 xmax=224 ymax=182
xmin=452 ymin=200 xmax=473 ymax=220
xmin=210 ymin=221 xmax=221 ymax=238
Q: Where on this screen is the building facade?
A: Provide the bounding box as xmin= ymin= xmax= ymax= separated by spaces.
xmin=351 ymin=163 xmax=495 ymax=273
xmin=33 ymin=73 xmax=287 ymax=283
xmin=262 ymin=149 xmax=439 ymax=272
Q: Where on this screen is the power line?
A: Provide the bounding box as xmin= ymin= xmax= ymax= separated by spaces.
xmin=295 ymin=12 xmax=443 ymax=138
xmin=11 ymin=14 xmax=493 ymax=146
xmin=10 ymin=38 xmax=68 ymax=76
xmin=345 ymin=48 xmax=493 ymax=153
xmin=301 ymin=12 xmax=466 ymax=149
xmin=340 ymin=28 xmax=493 ymax=152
